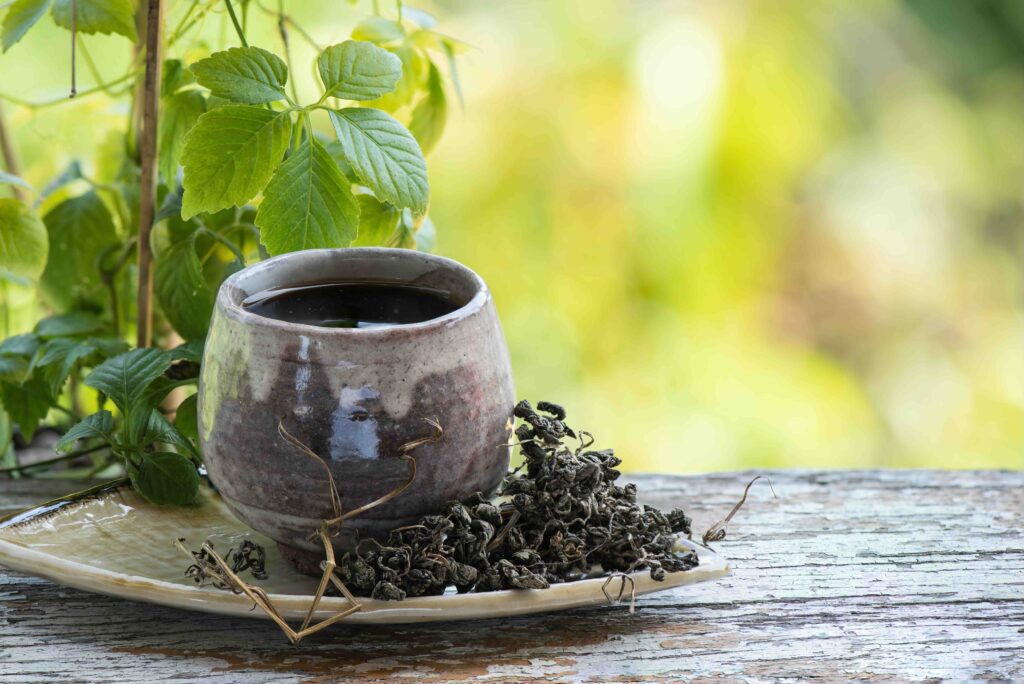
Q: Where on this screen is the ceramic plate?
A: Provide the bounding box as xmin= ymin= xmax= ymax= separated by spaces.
xmin=0 ymin=480 xmax=730 ymax=624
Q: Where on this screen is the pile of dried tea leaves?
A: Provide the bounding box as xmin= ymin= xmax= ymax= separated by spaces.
xmin=334 ymin=400 xmax=698 ymax=601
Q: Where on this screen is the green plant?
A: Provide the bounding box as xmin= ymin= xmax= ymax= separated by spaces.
xmin=0 ymin=0 xmax=463 ymax=502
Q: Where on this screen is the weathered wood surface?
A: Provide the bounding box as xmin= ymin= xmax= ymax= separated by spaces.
xmin=1 ymin=469 xmax=1022 ymax=682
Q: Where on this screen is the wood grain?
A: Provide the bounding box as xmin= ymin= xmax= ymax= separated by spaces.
xmin=1 ymin=470 xmax=1022 ymax=682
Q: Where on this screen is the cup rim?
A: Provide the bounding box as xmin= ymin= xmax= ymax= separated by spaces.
xmin=217 ymin=247 xmax=490 ymax=336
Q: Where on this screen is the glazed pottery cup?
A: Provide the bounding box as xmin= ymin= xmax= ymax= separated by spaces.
xmin=198 ymin=248 xmax=514 ymax=565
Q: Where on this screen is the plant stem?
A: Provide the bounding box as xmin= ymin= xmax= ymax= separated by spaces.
xmin=198 ymin=227 xmax=246 ymax=266
xmin=0 ymin=443 xmax=109 ymax=475
xmin=136 ymin=0 xmax=164 ymax=349
xmin=0 ymin=71 xmax=139 ymax=109
xmin=0 ymin=102 xmax=23 ymax=202
xmin=276 ymin=0 xmax=300 ymax=103
xmin=224 ymin=0 xmax=248 ymax=47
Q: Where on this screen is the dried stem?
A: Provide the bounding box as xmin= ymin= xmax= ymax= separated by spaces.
xmin=135 ymin=0 xmax=164 ymax=348
xmin=183 ymin=418 xmax=444 ymax=643
xmin=701 ymin=475 xmax=777 ymax=546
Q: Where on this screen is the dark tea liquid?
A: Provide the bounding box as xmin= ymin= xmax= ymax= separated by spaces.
xmin=242 ymin=281 xmax=462 ymax=329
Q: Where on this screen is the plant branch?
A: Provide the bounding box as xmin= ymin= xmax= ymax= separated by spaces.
xmin=276 ymin=0 xmax=300 ymax=103
xmin=198 ymin=227 xmax=246 ymax=266
xmin=0 ymin=102 xmax=23 ymax=201
xmin=0 ymin=71 xmax=139 ymax=109
xmin=136 ymin=0 xmax=164 ymax=348
xmin=224 ymin=0 xmax=248 ymax=47
xmin=0 ymin=443 xmax=109 ymax=475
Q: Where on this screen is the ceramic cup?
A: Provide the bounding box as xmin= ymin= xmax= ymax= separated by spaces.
xmin=198 ymin=248 xmax=514 ymax=566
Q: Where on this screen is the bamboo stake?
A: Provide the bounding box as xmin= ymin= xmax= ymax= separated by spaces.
xmin=135 ymin=0 xmax=163 ymax=348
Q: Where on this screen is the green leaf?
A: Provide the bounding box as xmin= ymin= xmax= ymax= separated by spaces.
xmin=32 ymin=337 xmax=95 ymax=393
xmin=317 ymin=40 xmax=402 ymax=101
xmin=140 ymin=375 xmax=194 ymax=413
xmin=0 ymin=376 xmax=53 ymax=440
xmin=369 ymin=45 xmax=427 ymax=112
xmin=170 ymin=340 xmax=204 ymax=363
xmin=354 ymin=194 xmax=400 ymax=246
xmin=159 ymin=90 xmax=207 ymax=184
xmin=155 ymin=232 xmax=216 ymax=340
xmin=51 ymin=0 xmax=136 ymax=40
xmin=35 ymin=312 xmax=106 ymax=338
xmin=0 ymin=170 xmax=33 ymax=192
xmin=256 ymin=136 xmax=359 ymax=255
xmin=40 ymin=191 xmax=118 ymax=309
xmin=134 ymin=451 xmax=199 ymax=505
xmin=0 ymin=198 xmax=48 ymax=281
xmin=140 ymin=409 xmax=197 ymax=458
xmin=351 ymin=17 xmax=405 ymax=44
xmin=0 ymin=333 xmax=40 ymax=358
xmin=328 ymin=107 xmax=428 ymax=214
xmin=180 ymin=105 xmax=292 ymax=218
xmin=161 ymin=58 xmax=193 ymax=97
xmin=174 ymin=393 xmax=198 ymax=443
xmin=84 ymin=348 xmax=172 ymax=414
xmin=36 ymin=160 xmax=83 ymax=204
xmin=0 ymin=356 xmax=28 ymax=383
xmin=190 ymin=46 xmax=288 ymax=104
xmin=1 ymin=0 xmax=50 ymax=52
xmin=55 ymin=410 xmax=113 ymax=452
xmin=408 ymin=61 xmax=447 ymax=155
xmin=415 ymin=215 xmax=436 ymax=253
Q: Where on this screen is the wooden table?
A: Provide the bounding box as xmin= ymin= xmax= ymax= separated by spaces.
xmin=1 ymin=470 xmax=1022 ymax=682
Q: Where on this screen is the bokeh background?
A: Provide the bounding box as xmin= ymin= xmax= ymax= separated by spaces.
xmin=3 ymin=0 xmax=1022 ymax=472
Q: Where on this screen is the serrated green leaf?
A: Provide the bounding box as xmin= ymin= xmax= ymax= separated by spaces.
xmin=85 ymin=348 xmax=171 ymax=414
xmin=174 ymin=392 xmax=198 ymax=443
xmin=40 ymin=191 xmax=118 ymax=310
xmin=256 ymin=136 xmax=359 ymax=255
xmin=32 ymin=337 xmax=96 ymax=393
xmin=180 ymin=105 xmax=292 ymax=218
xmin=0 ymin=198 xmax=48 ymax=281
xmin=51 ymin=0 xmax=136 ymax=40
xmin=1 ymin=0 xmax=50 ymax=52
xmin=140 ymin=409 xmax=197 ymax=458
xmin=190 ymin=46 xmax=288 ymax=104
xmin=159 ymin=90 xmax=206 ymax=184
xmin=0 ymin=376 xmax=53 ymax=440
xmin=351 ymin=17 xmax=405 ymax=44
xmin=135 ymin=451 xmax=199 ymax=505
xmin=155 ymin=232 xmax=216 ymax=340
xmin=317 ymin=40 xmax=402 ymax=101
xmin=161 ymin=58 xmax=193 ymax=97
xmin=140 ymin=376 xmax=194 ymax=414
xmin=408 ymin=61 xmax=447 ymax=155
xmin=354 ymin=194 xmax=400 ymax=246
xmin=323 ymin=139 xmax=361 ymax=183
xmin=35 ymin=312 xmax=106 ymax=338
xmin=328 ymin=107 xmax=428 ymax=214
xmin=0 ymin=333 xmax=40 ymax=357
xmin=0 ymin=356 xmax=28 ymax=383
xmin=0 ymin=170 xmax=33 ymax=192
xmin=369 ymin=45 xmax=427 ymax=112
xmin=55 ymin=410 xmax=113 ymax=452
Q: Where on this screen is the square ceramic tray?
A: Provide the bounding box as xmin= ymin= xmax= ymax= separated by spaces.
xmin=0 ymin=480 xmax=730 ymax=624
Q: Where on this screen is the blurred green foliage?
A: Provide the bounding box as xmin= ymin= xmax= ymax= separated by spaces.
xmin=2 ymin=0 xmax=1022 ymax=472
